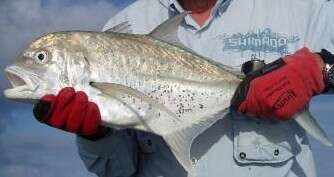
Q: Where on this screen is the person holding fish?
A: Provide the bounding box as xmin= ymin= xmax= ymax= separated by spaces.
xmin=31 ymin=0 xmax=334 ymax=176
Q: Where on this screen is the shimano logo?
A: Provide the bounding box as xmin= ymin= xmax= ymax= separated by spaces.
xmin=273 ymin=90 xmax=296 ymax=110
xmin=220 ymin=28 xmax=300 ymax=55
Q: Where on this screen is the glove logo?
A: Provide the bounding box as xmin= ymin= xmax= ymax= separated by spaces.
xmin=272 ymin=89 xmax=296 ymax=110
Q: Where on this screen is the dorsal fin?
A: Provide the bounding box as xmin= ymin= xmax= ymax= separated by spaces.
xmin=104 ymin=21 xmax=132 ymax=33
xmin=148 ymin=11 xmax=188 ymax=48
xmin=148 ymin=11 xmax=244 ymax=79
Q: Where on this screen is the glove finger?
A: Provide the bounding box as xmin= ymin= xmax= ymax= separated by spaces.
xmin=66 ymin=91 xmax=88 ymax=133
xmin=250 ymin=80 xmax=272 ymax=119
xmin=273 ymin=78 xmax=309 ymax=120
xmin=48 ymin=87 xmax=76 ymax=128
xmin=33 ymin=94 xmax=56 ymax=123
xmin=81 ymin=102 xmax=101 ymax=136
xmin=231 ymin=80 xmax=250 ymax=110
xmin=237 ymin=81 xmax=258 ymax=113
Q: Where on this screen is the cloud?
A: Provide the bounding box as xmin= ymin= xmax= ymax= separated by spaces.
xmin=0 ymin=0 xmax=120 ymax=176
xmin=0 ymin=107 xmax=97 ymax=177
xmin=0 ymin=0 xmax=120 ymax=134
xmin=0 ymin=127 xmax=96 ymax=177
xmin=0 ymin=0 xmax=120 ymax=125
xmin=0 ymin=111 xmax=11 ymax=134
xmin=0 ymin=0 xmax=119 ymax=90
xmin=0 ymin=98 xmax=20 ymax=134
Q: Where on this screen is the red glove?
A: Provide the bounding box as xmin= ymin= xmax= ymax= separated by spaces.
xmin=33 ymin=87 xmax=109 ymax=139
xmin=231 ymin=48 xmax=325 ymax=120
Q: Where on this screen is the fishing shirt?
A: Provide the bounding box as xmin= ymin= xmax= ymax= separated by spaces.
xmin=77 ymin=0 xmax=334 ymax=176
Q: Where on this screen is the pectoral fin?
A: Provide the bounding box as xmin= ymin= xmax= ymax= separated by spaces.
xmin=90 ymin=82 xmax=176 ymax=127
xmin=162 ymin=109 xmax=230 ymax=175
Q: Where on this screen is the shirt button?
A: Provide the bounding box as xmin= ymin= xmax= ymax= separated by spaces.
xmin=239 ymin=152 xmax=246 ymax=159
xmin=147 ymin=139 xmax=152 ymax=146
xmin=191 ymin=157 xmax=198 ymax=166
xmin=274 ymin=149 xmax=280 ymax=156
xmin=126 ymin=130 xmax=133 ymax=136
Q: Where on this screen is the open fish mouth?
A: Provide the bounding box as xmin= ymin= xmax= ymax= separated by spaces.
xmin=6 ymin=70 xmax=26 ymax=88
xmin=4 ymin=66 xmax=37 ymax=100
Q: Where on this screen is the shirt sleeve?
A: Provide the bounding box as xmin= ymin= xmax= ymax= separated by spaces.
xmin=76 ymin=130 xmax=138 ymax=177
xmin=102 ymin=0 xmax=170 ymax=34
xmin=306 ymin=1 xmax=334 ymax=53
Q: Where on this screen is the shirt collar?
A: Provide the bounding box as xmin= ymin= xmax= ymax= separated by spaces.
xmin=158 ymin=0 xmax=231 ymax=16
xmin=159 ymin=0 xmax=232 ymax=31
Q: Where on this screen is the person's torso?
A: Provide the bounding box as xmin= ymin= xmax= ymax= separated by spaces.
xmin=102 ymin=0 xmax=326 ymax=176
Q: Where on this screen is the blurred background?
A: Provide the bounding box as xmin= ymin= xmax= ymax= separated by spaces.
xmin=0 ymin=0 xmax=333 ymax=177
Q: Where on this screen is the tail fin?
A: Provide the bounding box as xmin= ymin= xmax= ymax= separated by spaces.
xmin=294 ymin=108 xmax=333 ymax=146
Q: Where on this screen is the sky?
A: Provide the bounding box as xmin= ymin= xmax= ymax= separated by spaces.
xmin=0 ymin=0 xmax=134 ymax=176
xmin=0 ymin=0 xmax=334 ymax=177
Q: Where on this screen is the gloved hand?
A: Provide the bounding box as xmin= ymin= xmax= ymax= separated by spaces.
xmin=231 ymin=48 xmax=325 ymax=120
xmin=33 ymin=87 xmax=110 ymax=139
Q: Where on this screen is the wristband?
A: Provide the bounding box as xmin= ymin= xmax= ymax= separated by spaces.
xmin=317 ymin=49 xmax=334 ymax=92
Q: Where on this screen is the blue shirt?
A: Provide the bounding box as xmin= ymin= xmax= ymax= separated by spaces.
xmin=77 ymin=0 xmax=334 ymax=176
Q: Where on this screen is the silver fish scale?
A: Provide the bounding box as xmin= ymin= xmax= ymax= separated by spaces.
xmin=77 ymin=32 xmax=240 ymax=121
xmin=4 ymin=26 xmax=238 ymax=173
xmin=83 ymin=32 xmax=240 ymax=83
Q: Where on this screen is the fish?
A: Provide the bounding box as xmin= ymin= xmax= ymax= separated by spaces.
xmin=3 ymin=12 xmax=332 ymax=174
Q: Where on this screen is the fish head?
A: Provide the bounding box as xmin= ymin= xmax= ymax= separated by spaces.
xmin=4 ymin=32 xmax=90 ymax=102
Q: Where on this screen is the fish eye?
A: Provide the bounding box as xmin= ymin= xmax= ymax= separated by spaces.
xmin=34 ymin=50 xmax=48 ymax=64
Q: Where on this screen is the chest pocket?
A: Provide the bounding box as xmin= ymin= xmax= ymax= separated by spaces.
xmin=232 ymin=111 xmax=306 ymax=164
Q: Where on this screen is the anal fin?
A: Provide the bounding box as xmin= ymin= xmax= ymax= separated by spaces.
xmin=162 ymin=109 xmax=230 ymax=175
xmin=90 ymin=82 xmax=231 ymax=174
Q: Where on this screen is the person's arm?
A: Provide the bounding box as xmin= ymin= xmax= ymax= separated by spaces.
xmin=231 ymin=0 xmax=334 ymax=120
xmin=33 ymin=87 xmax=139 ymax=177
xmin=73 ymin=8 xmax=144 ymax=176
xmin=231 ymin=47 xmax=334 ymax=120
xmin=77 ymin=130 xmax=138 ymax=177
xmin=74 ymin=0 xmax=169 ymax=174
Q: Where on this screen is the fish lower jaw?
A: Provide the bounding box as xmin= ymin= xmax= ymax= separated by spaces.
xmin=4 ymin=67 xmax=41 ymax=100
xmin=3 ymin=85 xmax=35 ymax=100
